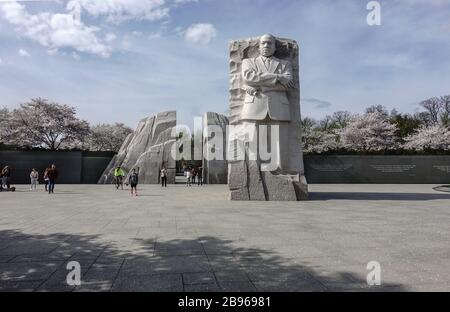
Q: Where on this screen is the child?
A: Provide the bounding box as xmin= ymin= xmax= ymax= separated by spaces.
xmin=128 ymin=167 xmax=139 ymax=196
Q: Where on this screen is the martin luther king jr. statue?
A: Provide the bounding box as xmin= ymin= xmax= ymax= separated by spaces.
xmin=228 ymin=34 xmax=308 ymax=201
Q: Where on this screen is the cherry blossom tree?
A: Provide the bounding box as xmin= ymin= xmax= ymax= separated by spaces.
xmin=9 ymin=98 xmax=90 ymax=150
xmin=302 ymin=116 xmax=342 ymax=153
xmin=0 ymin=107 xmax=14 ymax=146
xmin=403 ymin=125 xmax=450 ymax=151
xmin=339 ymin=112 xmax=398 ymax=151
xmin=86 ymin=123 xmax=133 ymax=152
xmin=303 ymin=130 xmax=341 ymax=153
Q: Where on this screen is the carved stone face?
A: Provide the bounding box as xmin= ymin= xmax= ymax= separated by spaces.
xmin=259 ymin=34 xmax=276 ymax=57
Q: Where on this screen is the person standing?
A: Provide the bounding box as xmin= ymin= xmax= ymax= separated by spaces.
xmin=185 ymin=167 xmax=191 ymax=187
xmin=128 ymin=167 xmax=139 ymax=196
xmin=160 ymin=166 xmax=167 ymax=188
xmin=1 ymin=166 xmax=11 ymax=190
xmin=30 ymin=168 xmax=39 ymax=191
xmin=191 ymin=168 xmax=196 ymax=185
xmin=47 ymin=164 xmax=58 ymax=194
xmin=43 ymin=167 xmax=50 ymax=192
xmin=197 ymin=167 xmax=203 ymax=186
xmin=114 ymin=166 xmax=125 ymax=190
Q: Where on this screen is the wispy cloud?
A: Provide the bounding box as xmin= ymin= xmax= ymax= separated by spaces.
xmin=18 ymin=48 xmax=30 ymax=57
xmin=302 ymin=98 xmax=332 ymax=109
xmin=69 ymin=0 xmax=169 ymax=23
xmin=183 ymin=23 xmax=217 ymax=45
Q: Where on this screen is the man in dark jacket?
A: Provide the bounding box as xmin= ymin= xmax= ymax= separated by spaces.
xmin=47 ymin=164 xmax=59 ymax=194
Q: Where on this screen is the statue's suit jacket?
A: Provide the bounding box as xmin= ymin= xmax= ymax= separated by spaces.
xmin=241 ymin=55 xmax=292 ymax=121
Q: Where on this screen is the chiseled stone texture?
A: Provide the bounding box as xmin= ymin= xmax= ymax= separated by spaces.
xmin=98 ymin=111 xmax=176 ymax=184
xmin=228 ymin=35 xmax=308 ymax=201
xmin=203 ymin=112 xmax=229 ymax=184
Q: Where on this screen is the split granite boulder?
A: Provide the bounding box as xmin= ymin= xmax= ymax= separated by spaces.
xmin=98 ymin=111 xmax=176 ymax=184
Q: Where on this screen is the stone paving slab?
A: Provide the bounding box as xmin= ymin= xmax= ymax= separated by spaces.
xmin=0 ymin=184 xmax=449 ymax=291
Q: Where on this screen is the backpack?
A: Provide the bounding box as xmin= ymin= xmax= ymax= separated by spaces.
xmin=129 ymin=174 xmax=138 ymax=184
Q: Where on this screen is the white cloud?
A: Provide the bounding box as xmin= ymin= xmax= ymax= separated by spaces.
xmin=183 ymin=23 xmax=217 ymax=45
xmin=71 ymin=0 xmax=169 ymax=23
xmin=18 ymin=49 xmax=30 ymax=57
xmin=105 ymin=33 xmax=117 ymax=43
xmin=0 ymin=57 xmax=3 ymax=65
xmin=1 ymin=2 xmax=112 ymax=57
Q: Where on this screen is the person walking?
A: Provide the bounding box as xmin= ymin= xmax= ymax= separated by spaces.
xmin=185 ymin=167 xmax=191 ymax=187
xmin=128 ymin=167 xmax=139 ymax=196
xmin=160 ymin=166 xmax=167 ymax=187
xmin=1 ymin=166 xmax=11 ymax=190
xmin=30 ymin=168 xmax=39 ymax=191
xmin=114 ymin=166 xmax=125 ymax=190
xmin=197 ymin=167 xmax=203 ymax=186
xmin=47 ymin=164 xmax=58 ymax=194
xmin=43 ymin=167 xmax=50 ymax=192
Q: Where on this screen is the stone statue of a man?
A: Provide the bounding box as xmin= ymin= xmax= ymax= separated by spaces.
xmin=228 ymin=34 xmax=308 ymax=201
xmin=239 ymin=34 xmax=295 ymax=171
xmin=241 ymin=34 xmax=295 ymax=122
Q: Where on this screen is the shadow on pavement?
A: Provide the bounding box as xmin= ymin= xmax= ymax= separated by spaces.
xmin=0 ymin=229 xmax=409 ymax=292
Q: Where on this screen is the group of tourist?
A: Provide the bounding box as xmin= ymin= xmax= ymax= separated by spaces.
xmin=112 ymin=165 xmax=203 ymax=196
xmin=31 ymin=164 xmax=59 ymax=193
xmin=28 ymin=165 xmax=59 ymax=193
xmin=0 ymin=164 xmax=59 ymax=193
xmin=184 ymin=167 xmax=203 ymax=187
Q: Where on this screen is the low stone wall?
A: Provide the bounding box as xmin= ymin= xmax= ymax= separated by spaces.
xmin=3 ymin=151 xmax=448 ymax=185
xmin=304 ymin=155 xmax=450 ymax=184
xmin=0 ymin=150 xmax=114 ymax=184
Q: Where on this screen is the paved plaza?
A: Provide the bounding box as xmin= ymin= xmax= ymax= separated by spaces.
xmin=0 ymin=184 xmax=449 ymax=292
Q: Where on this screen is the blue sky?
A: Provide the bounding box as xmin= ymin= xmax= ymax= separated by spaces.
xmin=1 ymin=0 xmax=450 ymax=128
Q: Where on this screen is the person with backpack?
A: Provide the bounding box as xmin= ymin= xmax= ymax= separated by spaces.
xmin=128 ymin=167 xmax=139 ymax=196
xmin=30 ymin=168 xmax=39 ymax=191
xmin=114 ymin=166 xmax=125 ymax=190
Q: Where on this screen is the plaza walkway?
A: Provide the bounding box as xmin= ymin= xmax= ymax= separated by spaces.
xmin=0 ymin=184 xmax=449 ymax=291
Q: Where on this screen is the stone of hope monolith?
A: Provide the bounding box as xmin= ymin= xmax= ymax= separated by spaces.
xmin=98 ymin=110 xmax=176 ymax=184
xmin=228 ymin=34 xmax=308 ymax=201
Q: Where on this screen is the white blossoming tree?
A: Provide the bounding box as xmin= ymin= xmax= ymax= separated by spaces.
xmin=0 ymin=107 xmax=14 ymax=146
xmin=9 ymin=98 xmax=90 ymax=150
xmin=403 ymin=125 xmax=450 ymax=151
xmin=303 ymin=130 xmax=341 ymax=153
xmin=86 ymin=123 xmax=133 ymax=152
xmin=339 ymin=112 xmax=398 ymax=151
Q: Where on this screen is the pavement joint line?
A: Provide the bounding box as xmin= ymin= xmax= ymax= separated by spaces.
xmin=109 ymin=257 xmax=126 ymax=292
